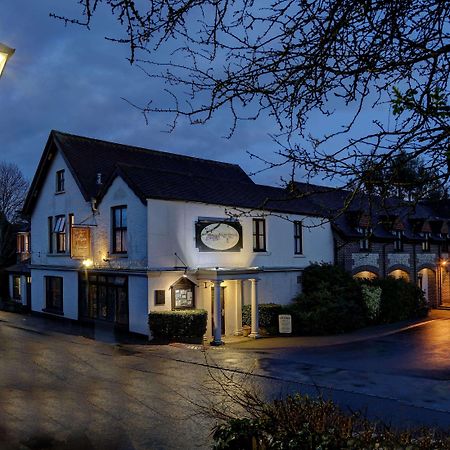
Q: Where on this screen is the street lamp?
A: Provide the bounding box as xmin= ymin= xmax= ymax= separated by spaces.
xmin=0 ymin=43 xmax=15 ymax=77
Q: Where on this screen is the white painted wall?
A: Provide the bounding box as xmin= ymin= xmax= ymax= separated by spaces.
xmin=128 ymin=275 xmax=149 ymax=334
xmin=147 ymin=199 xmax=334 ymax=270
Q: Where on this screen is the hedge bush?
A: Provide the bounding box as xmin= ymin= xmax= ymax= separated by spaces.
xmin=368 ymin=277 xmax=429 ymax=323
xmin=213 ymin=394 xmax=450 ymax=449
xmin=290 ymin=264 xmax=367 ymax=335
xmin=148 ymin=310 xmax=207 ymax=343
xmin=242 ymin=303 xmax=284 ymax=335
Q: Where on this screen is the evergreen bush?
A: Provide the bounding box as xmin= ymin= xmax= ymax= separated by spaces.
xmin=242 ymin=303 xmax=284 ymax=335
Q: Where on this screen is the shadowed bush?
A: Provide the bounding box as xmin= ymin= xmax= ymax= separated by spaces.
xmin=242 ymin=303 xmax=284 ymax=335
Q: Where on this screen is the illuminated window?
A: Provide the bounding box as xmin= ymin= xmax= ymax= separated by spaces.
xmin=12 ymin=275 xmax=21 ymax=301
xmin=54 ymin=215 xmax=66 ymax=253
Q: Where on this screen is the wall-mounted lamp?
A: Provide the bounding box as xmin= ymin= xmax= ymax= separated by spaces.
xmin=82 ymin=259 xmax=93 ymax=268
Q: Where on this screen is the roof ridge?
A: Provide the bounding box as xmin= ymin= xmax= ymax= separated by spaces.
xmin=51 ymin=130 xmax=246 ymax=170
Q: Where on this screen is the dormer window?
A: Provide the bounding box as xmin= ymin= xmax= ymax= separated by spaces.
xmin=357 ymin=226 xmax=371 ymax=251
xmin=394 ymin=230 xmax=404 ymax=251
xmin=422 ymin=232 xmax=431 ymax=252
xmin=56 ymin=170 xmax=65 ymax=193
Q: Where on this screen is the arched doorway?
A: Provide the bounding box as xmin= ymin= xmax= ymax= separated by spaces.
xmin=417 ymin=268 xmax=437 ymax=307
xmin=388 ymin=269 xmax=410 ymax=282
xmin=353 ymin=271 xmax=377 ymax=280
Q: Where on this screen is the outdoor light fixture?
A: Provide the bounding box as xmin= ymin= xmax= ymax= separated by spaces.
xmin=82 ymin=259 xmax=93 ymax=268
xmin=0 ymin=43 xmax=15 ymax=77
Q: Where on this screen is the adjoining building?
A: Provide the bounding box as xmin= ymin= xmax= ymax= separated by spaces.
xmin=15 ymin=131 xmax=334 ymax=342
xmin=10 ymin=130 xmax=450 ymax=341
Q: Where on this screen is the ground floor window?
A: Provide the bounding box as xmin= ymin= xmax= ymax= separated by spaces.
xmin=45 ymin=276 xmax=63 ymax=313
xmin=79 ymin=273 xmax=129 ymax=328
xmin=12 ymin=275 xmax=21 ymax=301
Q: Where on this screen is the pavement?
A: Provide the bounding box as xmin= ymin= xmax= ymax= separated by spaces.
xmin=0 ymin=310 xmax=450 ymax=449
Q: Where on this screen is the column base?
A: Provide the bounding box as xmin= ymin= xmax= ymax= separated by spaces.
xmin=234 ymin=330 xmax=243 ymax=336
xmin=248 ymin=332 xmax=261 ymax=339
xmin=210 ymin=339 xmax=224 ymax=346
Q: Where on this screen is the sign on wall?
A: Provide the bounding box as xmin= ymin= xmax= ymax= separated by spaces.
xmin=195 ymin=219 xmax=243 ymax=252
xmin=278 ymin=314 xmax=292 ymax=334
xmin=71 ymin=226 xmax=91 ymax=258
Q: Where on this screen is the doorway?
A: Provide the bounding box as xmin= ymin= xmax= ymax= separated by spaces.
xmin=211 ymin=286 xmax=225 ymax=335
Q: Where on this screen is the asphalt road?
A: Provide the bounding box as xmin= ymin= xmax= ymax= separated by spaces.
xmin=0 ymin=312 xmax=449 ymax=449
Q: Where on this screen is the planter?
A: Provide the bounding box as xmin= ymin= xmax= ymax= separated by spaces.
xmin=242 ymin=325 xmax=251 ymax=337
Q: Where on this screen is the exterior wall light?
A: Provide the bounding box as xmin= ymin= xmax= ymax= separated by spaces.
xmin=441 ymin=260 xmax=447 ymax=267
xmin=0 ymin=43 xmax=15 ymax=77
xmin=82 ymin=259 xmax=93 ymax=268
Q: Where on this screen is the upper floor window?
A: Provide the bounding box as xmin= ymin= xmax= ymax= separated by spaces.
xmin=112 ymin=206 xmax=127 ymax=254
xmin=294 ymin=221 xmax=303 ymax=255
xmin=54 ymin=215 xmax=66 ymax=253
xmin=394 ymin=230 xmax=403 ymax=252
xmin=357 ymin=226 xmax=371 ymax=251
xmin=253 ymin=218 xmax=266 ymax=252
xmin=16 ymin=233 xmax=30 ymax=254
xmin=56 ymin=170 xmax=65 ymax=193
xmin=422 ymin=232 xmax=431 ymax=252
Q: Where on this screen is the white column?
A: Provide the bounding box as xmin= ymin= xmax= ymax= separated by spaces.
xmin=234 ymin=280 xmax=243 ymax=336
xmin=249 ymin=278 xmax=260 ymax=339
xmin=211 ymin=280 xmax=223 ymax=345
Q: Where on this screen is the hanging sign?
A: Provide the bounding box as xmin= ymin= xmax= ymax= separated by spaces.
xmin=71 ymin=226 xmax=91 ymax=259
xmin=195 ymin=220 xmax=242 ymax=252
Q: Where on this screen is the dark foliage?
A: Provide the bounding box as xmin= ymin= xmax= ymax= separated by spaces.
xmin=148 ymin=310 xmax=207 ymax=342
xmin=242 ymin=303 xmax=284 ymax=335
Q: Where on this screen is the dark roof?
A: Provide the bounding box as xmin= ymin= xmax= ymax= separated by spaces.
xmin=23 ymin=131 xmax=322 ymax=216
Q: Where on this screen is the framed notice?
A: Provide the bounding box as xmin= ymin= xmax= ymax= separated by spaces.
xmin=71 ymin=226 xmax=91 ymax=259
xmin=278 ymin=314 xmax=292 ymax=334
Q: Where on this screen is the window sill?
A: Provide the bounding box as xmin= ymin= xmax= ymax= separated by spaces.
xmin=253 ymin=250 xmax=270 ymax=255
xmin=55 ymin=191 xmax=65 ymax=195
xmin=42 ymin=308 xmax=64 ymax=316
xmin=293 ymin=254 xmax=305 ymax=258
xmin=47 ymin=253 xmax=70 ymax=257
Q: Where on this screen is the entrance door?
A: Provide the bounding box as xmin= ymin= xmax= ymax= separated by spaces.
xmin=211 ymin=287 xmax=225 ymax=335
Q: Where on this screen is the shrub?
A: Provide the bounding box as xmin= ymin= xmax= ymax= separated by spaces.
xmin=371 ymin=277 xmax=429 ymax=323
xmin=213 ymin=394 xmax=450 ymax=449
xmin=290 ymin=264 xmax=367 ymax=335
xmin=148 ymin=310 xmax=207 ymax=343
xmin=242 ymin=303 xmax=284 ymax=335
xmin=361 ymin=284 xmax=382 ymax=322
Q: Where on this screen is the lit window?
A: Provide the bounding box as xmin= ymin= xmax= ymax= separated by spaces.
xmin=294 ymin=221 xmax=303 ymax=254
xmin=56 ymin=170 xmax=65 ymax=193
xmin=253 ymin=218 xmax=266 ymax=252
xmin=12 ymin=275 xmax=21 ymax=301
xmin=53 ymin=215 xmax=66 ymax=253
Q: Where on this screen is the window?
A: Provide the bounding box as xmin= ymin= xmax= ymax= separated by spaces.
xmin=394 ymin=230 xmax=403 ymax=251
xmin=112 ymin=206 xmax=127 ymax=253
xmin=16 ymin=233 xmax=30 ymax=254
xmin=294 ymin=221 xmax=303 ymax=254
xmin=357 ymin=227 xmax=371 ymax=251
xmin=422 ymin=232 xmax=431 ymax=252
xmin=54 ymin=215 xmax=66 ymax=253
xmin=45 ymin=276 xmax=63 ymax=313
xmin=12 ymin=275 xmax=21 ymax=301
xmin=253 ymin=218 xmax=266 ymax=252
xmin=56 ymin=170 xmax=65 ymax=193
xmin=155 ymin=290 xmax=166 ymax=306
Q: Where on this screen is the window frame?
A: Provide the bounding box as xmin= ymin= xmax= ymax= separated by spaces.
xmin=45 ymin=276 xmax=63 ymax=314
xmin=154 ymin=290 xmax=166 ymax=306
xmin=294 ymin=220 xmax=303 ymax=255
xmin=394 ymin=230 xmax=404 ymax=252
xmin=357 ymin=226 xmax=372 ymax=251
xmin=112 ymin=205 xmax=128 ymax=254
xmin=12 ymin=275 xmax=21 ymax=301
xmin=54 ymin=215 xmax=67 ymax=254
xmin=252 ymin=218 xmax=267 ymax=252
xmin=56 ymin=169 xmax=65 ymax=193
xmin=422 ymin=232 xmax=431 ymax=252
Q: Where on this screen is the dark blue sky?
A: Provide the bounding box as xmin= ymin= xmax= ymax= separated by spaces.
xmin=0 ymin=2 xmax=385 ymax=187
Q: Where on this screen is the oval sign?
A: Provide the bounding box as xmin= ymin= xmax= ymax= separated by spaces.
xmin=200 ymin=223 xmax=240 ymax=251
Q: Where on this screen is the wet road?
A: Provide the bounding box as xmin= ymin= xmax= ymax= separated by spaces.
xmin=0 ymin=312 xmax=449 ymax=449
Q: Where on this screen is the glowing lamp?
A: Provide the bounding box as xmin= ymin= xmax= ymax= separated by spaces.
xmin=0 ymin=43 xmax=15 ymax=78
xmin=442 ymin=260 xmax=447 ymax=267
xmin=82 ymin=259 xmax=93 ymax=268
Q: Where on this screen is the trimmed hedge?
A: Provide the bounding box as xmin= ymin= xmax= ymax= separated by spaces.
xmin=148 ymin=309 xmax=207 ymax=343
xmin=242 ymin=303 xmax=284 ymax=335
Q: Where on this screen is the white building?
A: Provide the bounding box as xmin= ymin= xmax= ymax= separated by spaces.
xmin=16 ymin=131 xmax=334 ymax=343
